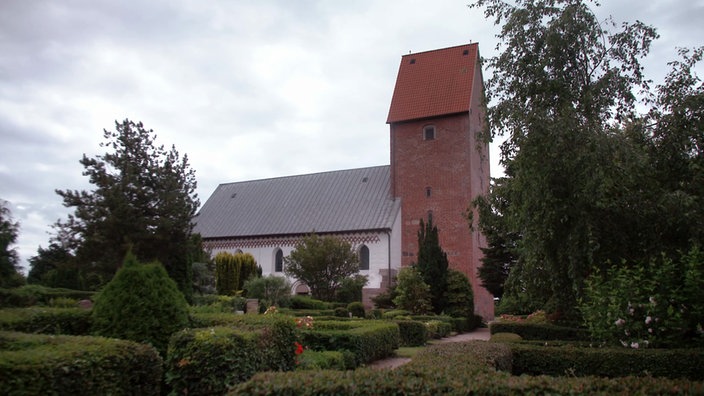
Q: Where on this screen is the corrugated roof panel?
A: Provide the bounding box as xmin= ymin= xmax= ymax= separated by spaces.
xmin=193 ymin=165 xmax=399 ymax=238
xmin=387 ymin=43 xmax=478 ymax=123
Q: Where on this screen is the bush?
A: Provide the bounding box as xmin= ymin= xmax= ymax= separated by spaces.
xmin=347 ymin=302 xmax=365 ymax=318
xmin=0 ymin=307 xmax=92 ymax=335
xmin=366 ymin=308 xmax=382 ymax=319
xmin=300 ymin=320 xmax=399 ymax=366
xmin=582 ymin=247 xmax=704 ymax=348
xmin=190 ymin=294 xmax=246 ymax=313
xmin=290 ymin=295 xmax=330 ymax=310
xmin=334 ymin=307 xmax=349 ymax=317
xmin=395 ymin=320 xmax=427 ymax=346
xmin=215 ymin=251 xmax=258 ymax=295
xmin=491 ymin=332 xmax=523 ymax=343
xmin=393 ymin=267 xmax=432 ymax=314
xmin=165 ymin=315 xmax=297 ymax=396
xmin=424 ymin=320 xmax=452 ymax=339
xmin=0 ymin=331 xmax=162 ymax=395
xmin=489 ymin=321 xmax=590 ymax=341
xmin=91 ymin=253 xmax=189 ymax=355
xmin=444 ymin=269 xmax=474 ymax=318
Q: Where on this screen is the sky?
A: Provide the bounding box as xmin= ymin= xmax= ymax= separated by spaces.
xmin=1 ymin=0 xmax=702 ymax=273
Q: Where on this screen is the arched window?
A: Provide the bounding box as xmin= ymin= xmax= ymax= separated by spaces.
xmin=359 ymin=245 xmax=370 ymax=271
xmin=274 ymin=248 xmax=283 ymax=272
xmin=423 ymin=125 xmax=436 ymax=140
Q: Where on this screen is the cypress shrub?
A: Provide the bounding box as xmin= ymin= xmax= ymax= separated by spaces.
xmin=215 ymin=252 xmax=258 ymax=295
xmin=91 ymin=252 xmax=189 ymax=355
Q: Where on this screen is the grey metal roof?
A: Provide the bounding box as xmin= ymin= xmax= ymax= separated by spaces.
xmin=193 ymin=165 xmax=400 ymax=239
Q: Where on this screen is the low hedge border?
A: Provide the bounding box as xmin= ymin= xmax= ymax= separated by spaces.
xmin=165 ymin=315 xmax=297 ymax=396
xmin=300 ymin=320 xmax=399 ymax=366
xmin=0 ymin=307 xmax=92 ymax=335
xmin=510 ymin=343 xmax=704 ymax=380
xmin=297 ymin=350 xmax=354 ymax=370
xmin=231 ymin=341 xmax=704 ymax=395
xmin=0 ymin=331 xmax=162 ymax=395
xmin=0 ymin=286 xmax=94 ymax=308
xmin=489 ymin=320 xmax=590 ymax=341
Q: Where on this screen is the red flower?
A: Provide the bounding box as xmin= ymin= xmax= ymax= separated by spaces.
xmin=294 ymin=341 xmax=304 ymax=355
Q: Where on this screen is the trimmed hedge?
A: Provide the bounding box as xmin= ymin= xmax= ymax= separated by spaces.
xmin=278 ymin=308 xmax=336 ymax=317
xmin=298 ymin=350 xmax=354 ymax=370
xmin=165 ymin=315 xmax=297 ymax=395
xmin=231 ymin=341 xmax=704 ymax=395
xmin=0 ymin=331 xmax=162 ymax=395
xmin=425 ymin=320 xmax=452 ymax=339
xmin=489 ymin=321 xmax=590 ymax=341
xmin=395 ymin=320 xmax=427 ymax=346
xmin=300 ymin=320 xmax=399 ymax=366
xmin=511 ymin=343 xmax=704 ymax=380
xmin=0 ymin=307 xmax=92 ymax=335
xmin=290 ymin=296 xmax=330 ymax=310
xmin=0 ymin=285 xmax=94 ymax=308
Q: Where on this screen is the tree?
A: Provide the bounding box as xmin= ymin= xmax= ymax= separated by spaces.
xmin=54 ymin=119 xmax=199 ymax=299
xmin=415 ymin=217 xmax=449 ymax=314
xmin=243 ymin=274 xmax=292 ymax=309
xmin=0 ymin=200 xmax=24 ymax=288
xmin=284 ymin=234 xmax=360 ymax=301
xmin=214 ymin=251 xmax=258 ymax=295
xmin=27 ymin=242 xmax=77 ymax=287
xmin=470 ymin=0 xmax=659 ymax=317
xmin=392 ymin=266 xmax=432 ymax=315
xmin=473 ymin=177 xmax=518 ymax=299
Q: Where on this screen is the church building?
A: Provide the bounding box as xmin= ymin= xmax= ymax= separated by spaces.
xmin=194 ymin=43 xmax=494 ymax=320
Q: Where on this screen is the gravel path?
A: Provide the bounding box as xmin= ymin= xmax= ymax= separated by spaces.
xmin=367 ymin=328 xmax=491 ymax=370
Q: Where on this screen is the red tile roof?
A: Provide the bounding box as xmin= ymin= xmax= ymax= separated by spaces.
xmin=387 ymin=43 xmax=478 ymax=124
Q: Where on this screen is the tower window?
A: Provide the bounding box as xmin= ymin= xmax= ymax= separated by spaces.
xmin=359 ymin=245 xmax=370 ymax=270
xmin=274 ymin=248 xmax=283 ymax=272
xmin=426 ymin=187 xmax=432 ymax=198
xmin=423 ymin=125 xmax=435 ymax=140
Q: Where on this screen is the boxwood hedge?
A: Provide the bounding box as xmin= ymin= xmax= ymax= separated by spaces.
xmin=300 ymin=320 xmax=399 ymax=366
xmin=231 ymin=341 xmax=704 ymax=395
xmin=0 ymin=307 xmax=92 ymax=335
xmin=165 ymin=314 xmax=297 ymax=396
xmin=490 ymin=321 xmax=590 ymax=341
xmin=0 ymin=331 xmax=162 ymax=395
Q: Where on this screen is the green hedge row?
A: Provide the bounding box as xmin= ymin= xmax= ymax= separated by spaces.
xmin=0 ymin=307 xmax=92 ymax=335
xmin=511 ymin=343 xmax=704 ymax=380
xmin=231 ymin=341 xmax=704 ymax=395
xmin=490 ymin=321 xmax=590 ymax=340
xmin=300 ymin=320 xmax=399 ymax=366
xmin=0 ymin=331 xmax=162 ymax=395
xmin=298 ymin=350 xmax=354 ymax=370
xmin=395 ymin=320 xmax=427 ymax=346
xmin=0 ymin=286 xmax=94 ymax=308
xmin=165 ymin=315 xmax=297 ymax=396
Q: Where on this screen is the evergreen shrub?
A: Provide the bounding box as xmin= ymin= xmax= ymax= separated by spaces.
xmin=91 ymin=253 xmax=189 ymax=355
xmin=444 ymin=269 xmax=474 ymax=318
xmin=334 ymin=307 xmax=349 ymax=317
xmin=424 ymin=320 xmax=452 ymax=339
xmin=0 ymin=331 xmax=162 ymax=395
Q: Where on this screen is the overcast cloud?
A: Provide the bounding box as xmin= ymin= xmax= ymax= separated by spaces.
xmin=1 ymin=0 xmax=702 ymax=272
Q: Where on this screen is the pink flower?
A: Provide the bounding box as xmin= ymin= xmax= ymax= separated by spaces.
xmin=614 ymin=318 xmax=626 ymax=327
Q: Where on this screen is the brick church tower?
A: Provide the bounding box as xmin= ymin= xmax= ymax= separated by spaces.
xmin=387 ymin=43 xmax=494 ymax=320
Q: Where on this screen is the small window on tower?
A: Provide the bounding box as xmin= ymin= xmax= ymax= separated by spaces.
xmin=423 ymin=125 xmax=435 ymax=141
xmin=426 ymin=187 xmax=432 ymax=198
